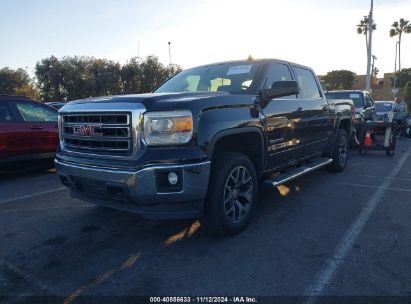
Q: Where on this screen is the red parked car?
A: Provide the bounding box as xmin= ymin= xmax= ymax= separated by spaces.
xmin=0 ymin=95 xmax=59 ymax=165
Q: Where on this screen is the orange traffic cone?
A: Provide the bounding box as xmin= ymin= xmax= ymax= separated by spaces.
xmin=364 ymin=130 xmax=373 ymax=147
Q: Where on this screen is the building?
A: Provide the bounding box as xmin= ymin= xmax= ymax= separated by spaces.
xmin=319 ymin=72 xmax=400 ymax=100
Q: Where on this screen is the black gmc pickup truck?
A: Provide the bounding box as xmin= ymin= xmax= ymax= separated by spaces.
xmin=56 ymin=59 xmax=353 ymax=235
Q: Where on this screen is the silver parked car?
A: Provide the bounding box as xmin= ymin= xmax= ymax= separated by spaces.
xmin=375 ymin=101 xmax=394 ymax=122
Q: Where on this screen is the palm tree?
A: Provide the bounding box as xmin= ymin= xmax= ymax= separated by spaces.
xmin=390 ymin=18 xmax=411 ymax=72
xmin=357 ymin=17 xmax=377 ymax=51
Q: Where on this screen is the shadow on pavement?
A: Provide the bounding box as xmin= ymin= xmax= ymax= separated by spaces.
xmin=0 ymin=159 xmax=55 ymax=181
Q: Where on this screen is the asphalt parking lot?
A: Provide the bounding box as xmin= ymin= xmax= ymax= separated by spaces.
xmin=1 ymin=139 xmax=411 ymax=303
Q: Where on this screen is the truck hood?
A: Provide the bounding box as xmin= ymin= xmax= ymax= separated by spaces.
xmin=64 ymin=92 xmax=237 ymax=111
xmin=327 ymin=98 xmax=354 ymax=107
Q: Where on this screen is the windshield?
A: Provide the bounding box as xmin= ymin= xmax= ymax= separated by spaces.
xmin=375 ymin=102 xmax=393 ymax=112
xmin=325 ymin=92 xmax=365 ymax=108
xmin=155 ymin=62 xmax=264 ymax=95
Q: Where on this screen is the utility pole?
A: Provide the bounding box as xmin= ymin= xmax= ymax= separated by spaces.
xmin=365 ymin=0 xmax=374 ymax=91
xmin=394 ymin=41 xmax=398 ymax=75
xmin=168 ymin=41 xmax=171 ymax=65
xmin=393 ymin=41 xmax=399 ymax=91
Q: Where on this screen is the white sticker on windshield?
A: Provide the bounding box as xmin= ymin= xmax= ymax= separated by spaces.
xmin=227 ymin=65 xmax=252 ymax=75
xmin=384 ymin=103 xmax=391 ymax=106
xmin=349 ymin=93 xmax=360 ymax=98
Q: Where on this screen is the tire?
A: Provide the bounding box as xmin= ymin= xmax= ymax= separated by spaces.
xmin=327 ymin=129 xmax=349 ymax=172
xmin=203 ymin=152 xmax=258 ymax=236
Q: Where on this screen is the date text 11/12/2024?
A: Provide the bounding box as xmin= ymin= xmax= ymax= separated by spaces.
xmin=149 ymin=296 xmax=258 ymax=303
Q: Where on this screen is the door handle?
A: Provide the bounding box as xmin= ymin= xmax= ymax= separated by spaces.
xmin=30 ymin=126 xmax=43 ymax=130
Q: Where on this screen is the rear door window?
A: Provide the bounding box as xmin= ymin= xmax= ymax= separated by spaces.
xmin=293 ymin=67 xmax=322 ymax=99
xmin=0 ymin=103 xmax=14 ymax=122
xmin=15 ymin=102 xmax=57 ymax=122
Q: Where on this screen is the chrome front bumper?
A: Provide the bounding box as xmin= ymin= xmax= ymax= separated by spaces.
xmin=55 ymin=159 xmax=211 ymax=219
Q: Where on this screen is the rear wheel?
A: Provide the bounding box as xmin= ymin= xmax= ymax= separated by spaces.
xmin=203 ymin=152 xmax=258 ymax=236
xmin=328 ymin=129 xmax=348 ymax=172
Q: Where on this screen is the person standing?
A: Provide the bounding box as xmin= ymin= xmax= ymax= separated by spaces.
xmin=393 ymin=97 xmax=408 ymax=135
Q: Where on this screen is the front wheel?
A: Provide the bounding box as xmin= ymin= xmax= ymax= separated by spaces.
xmin=327 ymin=129 xmax=349 ymax=172
xmin=203 ymin=152 xmax=258 ymax=236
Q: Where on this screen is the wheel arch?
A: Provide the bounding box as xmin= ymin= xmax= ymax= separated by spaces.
xmin=337 ymin=117 xmax=352 ymax=135
xmin=208 ymin=127 xmax=266 ymax=177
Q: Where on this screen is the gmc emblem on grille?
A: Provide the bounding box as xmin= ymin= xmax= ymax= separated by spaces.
xmin=73 ymin=124 xmax=101 ymax=136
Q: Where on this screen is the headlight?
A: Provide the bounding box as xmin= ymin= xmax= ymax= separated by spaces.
xmin=58 ymin=114 xmax=64 ymax=147
xmin=143 ymin=111 xmax=193 ymax=146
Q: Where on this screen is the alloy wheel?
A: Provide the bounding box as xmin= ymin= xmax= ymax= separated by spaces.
xmin=223 ymin=166 xmax=254 ymax=224
xmin=339 ymin=134 xmax=348 ymax=166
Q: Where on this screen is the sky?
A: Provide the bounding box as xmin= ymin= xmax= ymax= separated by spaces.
xmin=1 ymin=0 xmax=410 ymax=78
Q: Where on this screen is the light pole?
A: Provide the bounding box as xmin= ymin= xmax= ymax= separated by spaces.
xmin=394 ymin=41 xmax=400 ymax=75
xmin=365 ymin=0 xmax=374 ymax=91
xmin=393 ymin=41 xmax=399 ymax=95
xmin=168 ymin=41 xmax=171 ymax=65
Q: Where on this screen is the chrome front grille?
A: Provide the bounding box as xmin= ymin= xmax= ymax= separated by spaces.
xmin=61 ymin=113 xmax=132 ymax=156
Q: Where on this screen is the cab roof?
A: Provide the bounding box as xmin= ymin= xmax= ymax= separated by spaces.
xmin=185 ymin=58 xmax=313 ymax=72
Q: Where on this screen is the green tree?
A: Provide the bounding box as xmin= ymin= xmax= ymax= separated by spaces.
xmin=60 ymin=56 xmax=91 ymax=100
xmin=403 ymin=81 xmax=411 ymax=112
xmin=87 ymin=58 xmax=122 ymax=96
xmin=0 ymin=67 xmax=39 ymax=100
xmin=357 ymin=17 xmax=376 ymax=52
xmin=0 ymin=67 xmax=30 ymax=94
xmin=390 ymin=18 xmax=411 ymax=71
xmin=14 ymin=83 xmax=40 ymax=101
xmin=35 ymin=56 xmax=123 ymax=101
xmin=322 ymin=70 xmax=356 ymax=90
xmin=121 ymin=57 xmax=142 ymax=94
xmin=35 ymin=56 xmax=65 ymax=101
xmin=394 ymin=68 xmax=411 ymax=88
xmin=34 ymin=55 xmax=182 ymax=100
xmin=164 ymin=63 xmax=182 ymax=80
xmin=139 ymin=56 xmax=181 ymax=92
xmin=372 ymin=67 xmax=379 ymax=77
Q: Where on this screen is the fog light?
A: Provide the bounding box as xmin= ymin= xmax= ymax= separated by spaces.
xmin=168 ymin=172 xmax=178 ymax=185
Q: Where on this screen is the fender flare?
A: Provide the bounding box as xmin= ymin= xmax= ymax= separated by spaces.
xmin=207 ymin=126 xmax=266 ymax=171
xmin=336 ymin=116 xmax=353 ymax=136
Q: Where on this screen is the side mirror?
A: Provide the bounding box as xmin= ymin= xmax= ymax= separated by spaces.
xmin=261 ymin=81 xmax=299 ymax=102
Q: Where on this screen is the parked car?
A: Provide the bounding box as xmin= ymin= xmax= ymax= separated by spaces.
xmin=375 ymin=101 xmax=395 ymax=122
xmin=325 ymin=90 xmax=376 ymax=146
xmin=0 ymin=95 xmax=59 ymax=165
xmin=46 ymin=101 xmax=67 ymax=110
xmin=324 ymin=90 xmax=376 ymax=122
xmin=56 ymin=59 xmax=353 ymax=235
